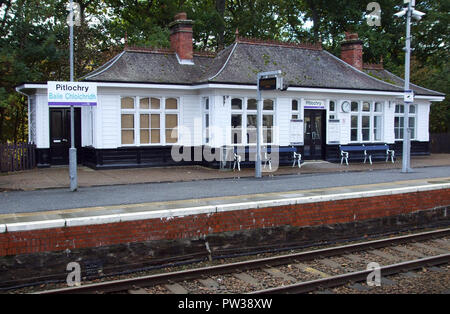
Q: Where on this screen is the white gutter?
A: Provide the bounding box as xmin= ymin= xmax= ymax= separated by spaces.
xmin=16 ymin=82 xmax=443 ymax=100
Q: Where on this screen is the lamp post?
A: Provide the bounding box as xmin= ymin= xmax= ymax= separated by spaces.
xmin=395 ymin=0 xmax=425 ymax=173
xmin=68 ymin=0 xmax=77 ymax=191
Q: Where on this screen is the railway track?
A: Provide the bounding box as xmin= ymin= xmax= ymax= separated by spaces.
xmin=37 ymin=227 xmax=450 ymax=294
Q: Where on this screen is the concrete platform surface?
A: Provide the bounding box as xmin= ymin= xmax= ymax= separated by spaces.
xmin=1 ymin=154 xmax=449 ymax=191
xmin=1 ymin=175 xmax=449 ymax=233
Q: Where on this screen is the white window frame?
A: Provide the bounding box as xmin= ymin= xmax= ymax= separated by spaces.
xmin=328 ymin=100 xmax=337 ymax=120
xmin=291 ymin=99 xmax=302 ymax=120
xmin=394 ymin=103 xmax=416 ymax=141
xmin=230 ymin=97 xmax=275 ymax=146
xmin=349 ymin=100 xmax=384 ymax=143
xmin=120 ymin=96 xmax=180 ymax=147
xmin=203 ymin=96 xmax=211 ymax=145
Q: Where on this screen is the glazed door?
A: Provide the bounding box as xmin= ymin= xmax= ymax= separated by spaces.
xmin=50 ymin=108 xmax=81 ymax=164
xmin=303 ymin=110 xmax=325 ymax=160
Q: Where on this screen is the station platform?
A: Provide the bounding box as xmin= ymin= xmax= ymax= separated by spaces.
xmin=1 ymin=176 xmax=449 ymax=233
xmin=0 ymin=170 xmax=449 ymax=285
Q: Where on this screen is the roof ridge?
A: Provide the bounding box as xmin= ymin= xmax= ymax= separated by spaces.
xmin=236 ymin=36 xmax=322 ymax=51
xmin=125 ymin=45 xmax=216 ymax=58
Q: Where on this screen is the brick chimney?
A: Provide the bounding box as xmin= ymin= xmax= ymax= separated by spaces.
xmin=169 ymin=12 xmax=194 ymax=64
xmin=341 ymin=32 xmax=363 ymax=71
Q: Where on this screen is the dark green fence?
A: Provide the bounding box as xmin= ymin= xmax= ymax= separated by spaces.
xmin=0 ymin=143 xmax=36 ymax=172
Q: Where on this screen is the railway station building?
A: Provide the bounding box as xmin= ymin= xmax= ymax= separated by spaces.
xmin=16 ymin=13 xmax=445 ymax=169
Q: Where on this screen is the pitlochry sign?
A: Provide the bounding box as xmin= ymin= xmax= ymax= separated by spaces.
xmin=48 ymin=81 xmax=97 ymax=106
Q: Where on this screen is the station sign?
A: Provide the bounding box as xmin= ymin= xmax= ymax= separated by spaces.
xmin=404 ymin=90 xmax=414 ymax=103
xmin=304 ymin=100 xmax=325 ymax=109
xmin=259 ymin=77 xmax=278 ymax=90
xmin=48 ymin=81 xmax=97 ymax=106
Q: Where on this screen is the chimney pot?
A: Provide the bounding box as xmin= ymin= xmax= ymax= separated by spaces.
xmin=341 ymin=32 xmax=363 ymax=71
xmin=169 ymin=12 xmax=194 ymax=63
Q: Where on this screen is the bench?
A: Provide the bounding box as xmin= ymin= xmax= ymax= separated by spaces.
xmin=339 ymin=144 xmax=395 ymax=166
xmin=233 ymin=146 xmax=301 ymax=171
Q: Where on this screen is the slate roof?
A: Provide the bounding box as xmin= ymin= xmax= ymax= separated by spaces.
xmin=363 ymin=65 xmax=444 ymax=97
xmin=83 ymin=38 xmax=443 ymax=96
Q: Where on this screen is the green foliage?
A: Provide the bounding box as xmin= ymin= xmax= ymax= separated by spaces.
xmin=0 ymin=0 xmax=448 ymax=142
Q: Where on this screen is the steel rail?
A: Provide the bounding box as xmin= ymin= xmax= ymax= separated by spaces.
xmin=37 ymin=227 xmax=450 ymax=294
xmin=250 ymin=253 xmax=450 ymax=294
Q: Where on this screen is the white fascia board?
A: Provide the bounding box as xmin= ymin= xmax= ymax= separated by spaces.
xmin=415 ymin=95 xmax=445 ymax=102
xmin=19 ymin=82 xmax=441 ymax=100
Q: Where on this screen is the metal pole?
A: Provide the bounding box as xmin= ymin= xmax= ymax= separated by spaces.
xmin=69 ymin=0 xmax=78 ymax=191
xmin=256 ymin=78 xmax=262 ymax=178
xmin=402 ymin=1 xmax=412 ymax=173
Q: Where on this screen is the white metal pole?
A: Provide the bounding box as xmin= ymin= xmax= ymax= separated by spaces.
xmin=69 ymin=0 xmax=78 ymax=191
xmin=256 ymin=77 xmax=262 ymax=178
xmin=402 ymin=1 xmax=412 ymax=173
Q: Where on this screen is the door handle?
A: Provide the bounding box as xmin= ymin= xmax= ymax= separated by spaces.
xmin=62 ymin=139 xmax=68 ymax=142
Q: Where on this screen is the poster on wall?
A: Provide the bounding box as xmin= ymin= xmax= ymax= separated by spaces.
xmin=290 ymin=119 xmax=303 ymax=144
xmin=328 ymin=120 xmax=341 ymax=144
xmin=48 ymin=81 xmax=97 ymax=106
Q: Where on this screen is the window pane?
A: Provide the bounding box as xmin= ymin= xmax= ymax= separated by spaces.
xmin=166 ymin=129 xmax=178 ymax=143
xmin=374 ymin=116 xmax=382 ymax=141
xmin=375 ymin=102 xmax=382 ymax=112
xmin=140 ymin=130 xmax=150 ymax=144
xmin=151 ymin=114 xmax=160 ymax=128
xmin=263 ymin=99 xmax=274 ymax=110
xmin=362 ymin=129 xmax=370 ymax=141
xmin=151 ymin=98 xmax=160 ymax=109
xmin=362 ymin=116 xmax=370 ymax=128
xmin=264 ymin=129 xmax=272 ymax=144
xmin=166 ymin=114 xmax=178 ymax=128
xmin=409 ymin=117 xmax=415 ymax=139
xmin=140 ymin=114 xmax=149 ymax=128
xmin=247 ymin=99 xmax=257 ymax=110
xmin=292 ymin=114 xmax=298 ymax=120
xmin=395 ymin=104 xmax=404 ymax=113
xmin=409 ymin=104 xmax=416 ymax=114
xmin=231 ymin=114 xmax=242 ymax=144
xmin=247 ymin=114 xmax=256 ymax=144
xmin=166 ymin=98 xmax=178 ymax=110
xmin=151 ymin=130 xmax=160 ymax=143
xmin=351 ymin=102 xmax=359 ymax=112
xmin=362 ymin=102 xmax=370 ymax=112
xmin=351 ymin=115 xmax=358 ymax=128
xmin=292 ymin=100 xmax=298 ymax=111
xmin=121 ymin=97 xmax=134 ymax=109
xmin=247 ymin=114 xmax=257 ymax=128
xmin=205 ymin=113 xmax=209 ymax=128
xmin=362 ymin=116 xmax=370 ymax=141
xmin=231 ymin=114 xmax=242 ymax=128
xmin=121 ymin=130 xmax=134 ymax=144
xmin=140 ymin=97 xmax=149 ymax=109
xmin=351 ymin=129 xmax=358 ymax=141
xmin=204 ymin=98 xmax=209 ymax=110
xmin=121 ymin=114 xmax=134 ymax=129
xmin=263 ymin=115 xmax=273 ymax=127
xmin=231 ymin=98 xmax=242 ymax=110
xmin=329 ymin=101 xmax=335 ymax=112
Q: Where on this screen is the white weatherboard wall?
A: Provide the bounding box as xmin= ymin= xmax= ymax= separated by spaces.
xmin=384 ymin=101 xmax=396 ymax=144
xmin=416 ymin=102 xmax=430 ymax=142
xmin=36 ymin=93 xmax=50 ymax=149
xmin=277 ymin=97 xmax=292 ymax=146
xmin=181 ymin=95 xmax=202 ymax=147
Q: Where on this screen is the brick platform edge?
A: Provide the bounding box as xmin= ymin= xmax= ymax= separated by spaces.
xmin=1 ymin=187 xmax=449 ymax=287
